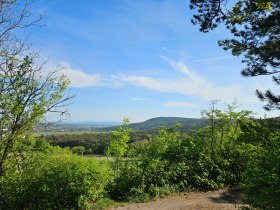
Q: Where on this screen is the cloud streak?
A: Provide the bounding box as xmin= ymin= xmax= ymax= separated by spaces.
xmin=193 ymin=56 xmax=231 ymax=62
xmin=45 ymin=56 xmax=247 ymax=104
xmin=117 ymin=56 xmax=241 ymax=102
xmin=60 ymin=63 xmax=101 ymax=88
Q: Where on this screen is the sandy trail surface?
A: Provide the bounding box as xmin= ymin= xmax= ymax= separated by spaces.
xmin=109 ymin=188 xmax=245 ymax=210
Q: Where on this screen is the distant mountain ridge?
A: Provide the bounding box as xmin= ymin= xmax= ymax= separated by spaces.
xmin=34 ymin=117 xmax=206 ymax=133
xmin=100 ymin=117 xmax=206 ymax=132
xmin=98 ymin=116 xmax=280 ymax=132
xmin=34 ymin=116 xmax=280 ymax=133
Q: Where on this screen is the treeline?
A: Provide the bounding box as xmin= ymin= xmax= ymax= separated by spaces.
xmin=41 ymin=132 xmax=152 ymax=155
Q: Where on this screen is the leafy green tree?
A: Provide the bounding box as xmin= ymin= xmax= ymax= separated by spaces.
xmin=108 ymin=118 xmax=132 ymax=158
xmin=0 ymin=56 xmax=73 ymax=175
xmin=108 ymin=118 xmax=133 ymax=176
xmin=190 ymin=0 xmax=280 ymax=110
xmin=0 ymin=0 xmax=73 ymax=176
xmin=200 ymin=101 xmax=254 ymax=184
xmin=72 ymin=146 xmax=86 ymax=155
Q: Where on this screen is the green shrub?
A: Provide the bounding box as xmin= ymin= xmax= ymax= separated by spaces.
xmin=106 ymin=105 xmax=263 ymax=202
xmin=0 ymin=153 xmax=110 ymax=210
xmin=107 ymin=160 xmax=144 ymax=200
xmin=107 ymin=125 xmax=218 ymax=200
xmin=241 ymin=127 xmax=280 ymax=209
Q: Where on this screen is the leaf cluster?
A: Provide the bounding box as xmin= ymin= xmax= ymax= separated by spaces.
xmin=0 ymin=55 xmax=73 ymax=175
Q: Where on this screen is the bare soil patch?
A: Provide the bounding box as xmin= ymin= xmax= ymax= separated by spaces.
xmin=108 ymin=188 xmax=245 ymax=210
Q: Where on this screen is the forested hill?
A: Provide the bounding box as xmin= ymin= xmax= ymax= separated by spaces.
xmin=101 ymin=117 xmax=206 ymax=132
xmin=33 ymin=117 xmax=206 ymax=133
xmin=104 ymin=116 xmax=280 ymax=132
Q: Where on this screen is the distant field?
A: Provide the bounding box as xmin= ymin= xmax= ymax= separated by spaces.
xmin=85 ymin=154 xmax=114 ymax=161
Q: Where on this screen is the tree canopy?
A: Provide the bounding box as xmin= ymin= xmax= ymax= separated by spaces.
xmin=190 ymin=0 xmax=280 ymax=110
xmin=0 ymin=0 xmax=73 ymax=175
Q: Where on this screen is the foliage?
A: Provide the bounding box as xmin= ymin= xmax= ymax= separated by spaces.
xmin=0 ymin=55 xmax=72 ymax=175
xmin=0 ymin=0 xmax=73 ymax=176
xmin=239 ymin=119 xmax=280 ymax=209
xmin=0 ymin=152 xmax=111 ymax=210
xmin=93 ymin=197 xmax=123 ymax=210
xmin=107 ymin=103 xmax=259 ymax=202
xmin=51 ymin=132 xmax=110 ymax=155
xmin=107 ymin=118 xmax=133 ymax=178
xmin=42 ymin=132 xmax=151 ymax=155
xmin=108 ymin=118 xmax=133 ymax=158
xmin=107 ymin=123 xmax=221 ymax=200
xmin=190 ymin=0 xmax=280 ymax=110
xmin=199 ymin=101 xmax=254 ymax=185
xmin=107 ymin=160 xmax=145 ymax=200
xmin=71 ymin=146 xmax=86 ymax=155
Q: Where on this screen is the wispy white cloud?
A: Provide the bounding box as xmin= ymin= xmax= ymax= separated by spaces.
xmin=60 ymin=63 xmax=101 ymax=88
xmin=117 ymin=56 xmax=241 ymax=102
xmin=193 ymin=56 xmax=231 ymax=62
xmin=160 ymin=55 xmax=204 ymax=83
xmin=42 ymin=61 xmax=103 ymax=88
xmin=42 ymin=56 xmax=250 ymax=105
xmin=164 ymin=101 xmax=198 ymax=108
xmin=161 ymin=46 xmax=176 ymax=54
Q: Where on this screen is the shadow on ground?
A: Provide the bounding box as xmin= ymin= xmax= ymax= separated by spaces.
xmin=208 ymin=188 xmax=246 ymax=204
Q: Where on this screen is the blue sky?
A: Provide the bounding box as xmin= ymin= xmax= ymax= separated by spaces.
xmin=30 ymin=0 xmax=278 ymax=122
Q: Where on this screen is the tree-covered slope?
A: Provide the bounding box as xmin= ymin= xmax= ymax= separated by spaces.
xmin=102 ymin=117 xmax=206 ymax=132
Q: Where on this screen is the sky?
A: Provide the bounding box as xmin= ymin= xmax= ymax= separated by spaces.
xmin=28 ymin=0 xmax=278 ymax=123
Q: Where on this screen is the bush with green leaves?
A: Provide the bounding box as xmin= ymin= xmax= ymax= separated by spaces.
xmin=198 ymin=101 xmax=255 ymax=186
xmin=107 ymin=103 xmax=258 ymax=201
xmin=107 ymin=160 xmax=144 ymax=200
xmin=0 ymin=152 xmax=111 ymax=210
xmin=239 ymin=119 xmax=280 ymax=209
xmin=107 ymin=124 xmax=219 ymax=200
xmin=107 ymin=126 xmax=175 ymax=200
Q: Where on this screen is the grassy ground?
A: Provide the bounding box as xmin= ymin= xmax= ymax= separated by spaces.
xmin=85 ymin=154 xmax=115 ymax=161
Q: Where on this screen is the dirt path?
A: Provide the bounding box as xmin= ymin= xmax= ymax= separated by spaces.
xmin=109 ymin=188 xmax=245 ymax=210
